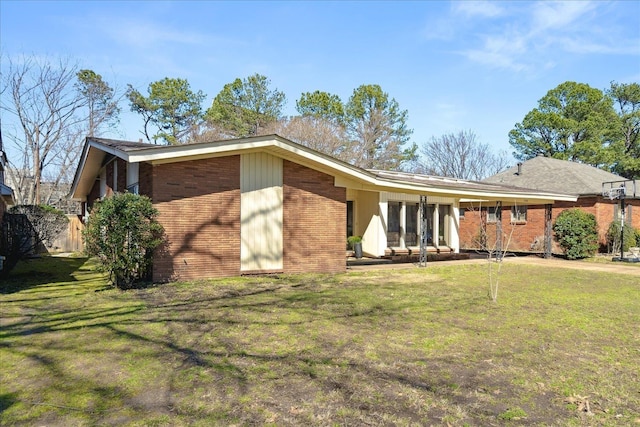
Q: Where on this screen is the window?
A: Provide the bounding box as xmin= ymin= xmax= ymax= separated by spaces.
xmin=126 ymin=183 xmax=139 ymax=195
xmin=346 ymin=201 xmax=354 ymax=239
xmin=387 ymin=201 xmax=447 ymax=248
xmin=387 ymin=202 xmax=401 ymax=247
xmin=425 ymin=205 xmax=434 ymax=245
xmin=459 ymin=207 xmax=467 ymax=219
xmin=405 ymin=203 xmax=419 ymax=246
xmin=487 ymin=206 xmax=498 ymax=222
xmin=511 ymin=205 xmax=527 ymax=222
xmin=438 ymin=205 xmax=449 ymax=246
xmin=127 ymin=163 xmax=139 ymax=194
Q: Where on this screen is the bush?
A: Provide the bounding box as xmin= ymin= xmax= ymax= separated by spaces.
xmin=347 ymin=235 xmax=362 ymax=249
xmin=606 ymin=221 xmax=637 ymax=254
xmin=552 ymin=209 xmax=599 ymax=259
xmin=1 ymin=205 xmax=68 ymax=278
xmin=83 ymin=193 xmax=164 ymax=289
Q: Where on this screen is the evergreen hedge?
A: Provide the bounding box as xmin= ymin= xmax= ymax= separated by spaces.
xmin=552 ymin=209 xmax=599 ymax=259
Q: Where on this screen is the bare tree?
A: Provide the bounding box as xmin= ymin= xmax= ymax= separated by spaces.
xmin=1 ymin=56 xmax=119 ymax=209
xmin=462 ymin=200 xmax=520 ymax=303
xmin=262 ymin=116 xmax=351 ymax=161
xmin=1 ymin=56 xmax=86 ymax=206
xmin=419 ymin=130 xmax=510 ymax=180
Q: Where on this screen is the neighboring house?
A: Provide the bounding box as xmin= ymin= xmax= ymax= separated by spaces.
xmin=70 ymin=135 xmax=576 ymax=282
xmin=459 ymin=155 xmax=640 ymax=255
xmin=1 ymin=132 xmax=16 ymax=270
xmin=0 ymin=144 xmax=15 ymax=218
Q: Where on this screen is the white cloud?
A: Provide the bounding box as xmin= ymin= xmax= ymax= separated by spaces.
xmin=453 ymin=1 xmax=505 ymax=18
xmin=423 ymin=1 xmax=505 ymax=41
xmin=530 ymin=1 xmax=597 ymax=32
xmin=456 ymin=0 xmax=639 ymax=73
xmin=101 ymin=20 xmax=206 ymax=49
xmin=461 ymin=26 xmax=530 ymax=72
xmin=553 ymin=36 xmax=640 ymax=55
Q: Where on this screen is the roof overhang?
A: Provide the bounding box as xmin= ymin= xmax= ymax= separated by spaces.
xmin=70 ymin=135 xmax=578 ymax=204
xmin=70 ymin=139 xmax=125 ymax=200
xmin=1 ymin=183 xmax=14 ymax=206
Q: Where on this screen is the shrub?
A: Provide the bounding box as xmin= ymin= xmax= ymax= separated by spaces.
xmin=552 ymin=209 xmax=599 ymax=259
xmin=83 ymin=193 xmax=164 ymax=289
xmin=1 ymin=205 xmax=68 ymax=277
xmin=606 ymin=221 xmax=637 ymax=254
xmin=347 ymin=235 xmax=362 ymax=249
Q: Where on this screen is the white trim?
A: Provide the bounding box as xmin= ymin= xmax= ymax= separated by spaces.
xmin=72 ymin=135 xmax=578 ymax=204
xmin=113 ymin=160 xmax=118 ymax=191
xmin=99 ymin=169 xmax=106 ymax=198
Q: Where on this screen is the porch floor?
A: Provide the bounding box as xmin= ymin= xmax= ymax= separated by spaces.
xmin=346 ymin=251 xmax=470 ymax=267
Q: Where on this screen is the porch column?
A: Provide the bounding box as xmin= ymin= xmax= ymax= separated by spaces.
xmin=399 ymin=202 xmax=406 ymax=248
xmin=433 ymin=203 xmax=440 ymax=249
xmin=419 ymin=195 xmax=428 ymax=267
xmin=544 ymin=204 xmax=552 ymax=259
xmin=495 ymin=201 xmax=503 ymax=260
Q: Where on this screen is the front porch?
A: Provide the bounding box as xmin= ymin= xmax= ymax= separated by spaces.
xmin=346 ymin=246 xmax=470 ymax=267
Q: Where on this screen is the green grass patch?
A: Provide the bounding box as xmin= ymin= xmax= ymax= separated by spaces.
xmin=498 ymin=406 xmax=527 ymax=420
xmin=1 ymin=256 xmax=639 ymax=425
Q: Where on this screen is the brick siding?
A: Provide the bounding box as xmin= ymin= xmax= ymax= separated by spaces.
xmin=117 ymin=159 xmax=127 ymax=192
xmin=105 ymin=161 xmax=115 ymax=197
xmin=459 ymin=197 xmax=640 ymax=254
xmin=103 ymin=159 xmax=128 ymax=195
xmin=149 ymin=156 xmax=241 ymax=282
xmin=283 ymin=160 xmax=346 ymax=274
xmin=139 ymin=162 xmax=153 ymax=198
xmin=87 ymin=179 xmax=101 ymax=212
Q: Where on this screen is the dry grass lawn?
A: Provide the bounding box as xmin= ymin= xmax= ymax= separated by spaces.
xmin=1 ymin=256 xmax=639 ymax=426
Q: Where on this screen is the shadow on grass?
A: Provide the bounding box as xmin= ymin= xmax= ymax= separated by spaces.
xmin=0 ymin=392 xmax=19 ymax=412
xmin=0 ymin=256 xmax=89 ymax=294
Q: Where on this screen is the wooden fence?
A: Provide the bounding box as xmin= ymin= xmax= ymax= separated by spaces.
xmin=50 ymin=215 xmax=84 ymax=253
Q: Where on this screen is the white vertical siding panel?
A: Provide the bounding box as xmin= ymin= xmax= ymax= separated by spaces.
xmin=241 ymin=153 xmax=283 ymax=271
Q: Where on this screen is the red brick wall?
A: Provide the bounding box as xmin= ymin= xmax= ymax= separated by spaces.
xmin=460 ymin=197 xmax=640 ymax=254
xmin=117 ymin=159 xmax=127 ymax=192
xmin=283 ymin=161 xmax=346 ymax=274
xmin=139 ymin=162 xmax=153 ymax=198
xmin=105 ymin=162 xmax=115 ymax=197
xmin=149 ymin=156 xmax=241 ymax=282
xmin=81 ymin=155 xmax=349 ymax=281
xmin=459 ymin=205 xmax=549 ymax=253
xmin=88 ymin=159 xmax=129 ymax=210
xmin=87 ymin=179 xmax=101 ymax=212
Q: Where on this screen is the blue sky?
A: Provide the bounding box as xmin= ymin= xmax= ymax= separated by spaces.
xmin=1 ymin=0 xmax=639 ymax=162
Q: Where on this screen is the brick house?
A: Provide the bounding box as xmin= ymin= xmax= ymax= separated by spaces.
xmin=1 ymin=133 xmax=16 ymax=271
xmin=71 ymin=136 xmax=576 ymax=282
xmin=0 ymin=144 xmax=14 ymax=218
xmin=459 ymin=155 xmax=640 ymax=255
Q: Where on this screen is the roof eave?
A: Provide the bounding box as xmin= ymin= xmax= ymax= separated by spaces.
xmin=70 ymin=135 xmax=580 ymax=204
xmin=1 ymin=183 xmax=15 ymax=206
xmin=70 ymin=138 xmax=132 ymax=200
